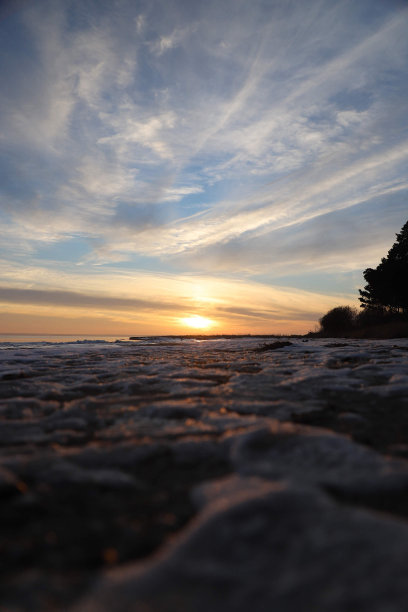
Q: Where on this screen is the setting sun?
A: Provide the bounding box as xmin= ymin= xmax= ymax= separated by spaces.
xmin=179 ymin=315 xmax=214 ymax=330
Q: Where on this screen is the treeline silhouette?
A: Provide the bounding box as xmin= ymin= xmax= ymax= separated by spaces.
xmin=316 ymin=220 xmax=408 ymax=338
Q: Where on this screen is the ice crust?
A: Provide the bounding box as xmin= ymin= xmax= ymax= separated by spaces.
xmin=0 ymin=337 xmax=408 ymax=611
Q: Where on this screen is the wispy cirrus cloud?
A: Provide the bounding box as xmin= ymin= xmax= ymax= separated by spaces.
xmin=106 ymin=140 xmax=408 ymax=259
xmin=0 ymin=0 xmax=407 ymax=332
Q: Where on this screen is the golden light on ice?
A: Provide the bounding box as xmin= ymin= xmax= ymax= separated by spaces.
xmin=179 ymin=315 xmax=214 ymax=330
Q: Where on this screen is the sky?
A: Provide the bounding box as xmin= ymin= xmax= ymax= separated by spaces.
xmin=0 ymin=0 xmax=407 ymax=335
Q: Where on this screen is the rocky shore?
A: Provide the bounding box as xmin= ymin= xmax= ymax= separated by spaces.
xmin=1 ymin=337 xmax=408 ymax=611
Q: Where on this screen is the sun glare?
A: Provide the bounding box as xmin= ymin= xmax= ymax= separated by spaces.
xmin=179 ymin=315 xmax=214 ymax=330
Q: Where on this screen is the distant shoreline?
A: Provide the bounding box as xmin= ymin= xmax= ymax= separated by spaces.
xmin=128 ymin=334 xmax=304 ymax=340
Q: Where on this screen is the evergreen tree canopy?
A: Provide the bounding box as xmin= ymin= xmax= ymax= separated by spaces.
xmin=359 ymin=220 xmax=408 ymax=313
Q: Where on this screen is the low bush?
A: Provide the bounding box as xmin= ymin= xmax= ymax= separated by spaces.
xmin=317 ymin=305 xmax=408 ymax=338
xmin=319 ymin=306 xmax=357 ymax=336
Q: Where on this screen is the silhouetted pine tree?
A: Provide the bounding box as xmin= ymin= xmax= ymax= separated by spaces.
xmin=359 ymin=220 xmax=408 ymax=314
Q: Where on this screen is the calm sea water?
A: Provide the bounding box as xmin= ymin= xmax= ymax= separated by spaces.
xmin=0 ymin=334 xmax=128 ymax=344
xmin=0 ymin=334 xmax=276 ymax=347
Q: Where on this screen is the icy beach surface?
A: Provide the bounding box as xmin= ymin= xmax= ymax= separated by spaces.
xmin=1 ymin=337 xmax=408 ymax=611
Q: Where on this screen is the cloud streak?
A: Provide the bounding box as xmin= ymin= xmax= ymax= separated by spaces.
xmin=0 ymin=287 xmax=182 ymax=313
xmin=0 ymin=0 xmax=407 ymax=332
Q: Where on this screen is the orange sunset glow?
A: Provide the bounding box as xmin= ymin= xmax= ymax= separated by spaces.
xmin=179 ymin=315 xmax=215 ymax=330
xmin=0 ymin=0 xmax=407 ymax=337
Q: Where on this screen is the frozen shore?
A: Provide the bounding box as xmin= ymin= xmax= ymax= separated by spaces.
xmin=1 ymin=337 xmax=408 ymax=611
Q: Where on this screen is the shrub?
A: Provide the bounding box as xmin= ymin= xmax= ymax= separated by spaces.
xmin=319 ymin=306 xmax=357 ymax=336
xmin=355 ymin=307 xmax=389 ymax=328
